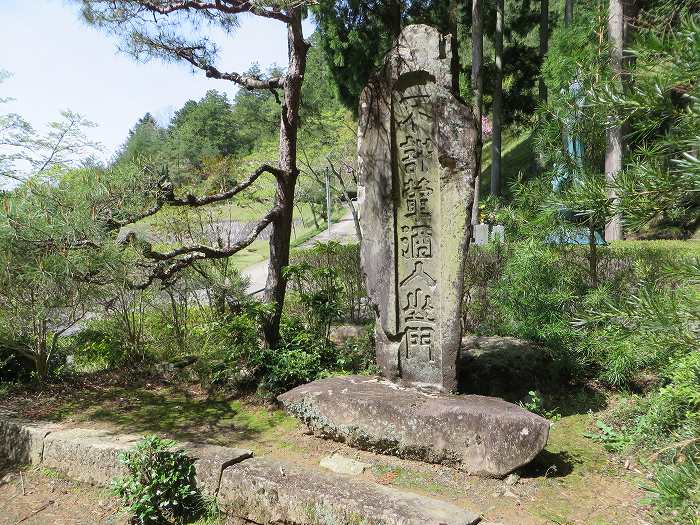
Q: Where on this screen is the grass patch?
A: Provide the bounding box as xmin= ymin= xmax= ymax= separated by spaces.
xmin=37 ymin=383 xmax=297 ymax=453
xmin=479 ymin=130 xmax=537 ymax=198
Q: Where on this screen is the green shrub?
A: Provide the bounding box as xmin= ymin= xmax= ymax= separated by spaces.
xmin=288 ymin=242 xmax=366 ymax=323
xmin=113 ymin=435 xmax=202 ymax=524
xmin=191 ymin=306 xmax=267 ymax=391
xmin=576 ymin=256 xmax=699 ymax=388
xmin=646 ymin=447 xmax=700 ymax=525
xmin=64 ymin=320 xmax=128 ymax=373
xmin=631 ymin=353 xmax=700 ymax=447
xmin=284 ymin=257 xmax=343 ymax=340
xmin=257 ymin=316 xmax=336 ymax=396
xmin=487 ymin=240 xmax=585 ymax=352
xmin=335 ymin=324 xmax=377 ymax=374
xmin=256 ymin=317 xmax=377 ymax=397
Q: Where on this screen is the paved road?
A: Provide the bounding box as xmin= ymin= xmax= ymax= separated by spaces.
xmin=243 ymin=207 xmax=359 ymax=294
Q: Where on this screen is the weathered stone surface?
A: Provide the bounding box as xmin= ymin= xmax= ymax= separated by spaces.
xmin=358 ymin=24 xmax=477 ymax=392
xmin=179 ymin=442 xmax=253 ymax=496
xmin=473 ymin=223 xmax=490 ymax=245
xmin=491 ymin=224 xmax=505 ymax=243
xmin=42 ymin=428 xmax=142 ymax=485
xmin=219 ymin=457 xmax=479 ymax=525
xmin=279 ymin=375 xmax=549 ymax=477
xmin=0 ymin=418 xmax=59 ymax=465
xmin=319 ymin=453 xmax=370 ymax=475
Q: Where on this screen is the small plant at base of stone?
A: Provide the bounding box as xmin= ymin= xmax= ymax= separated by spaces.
xmin=519 ymin=390 xmax=561 ymax=422
xmin=113 ymin=435 xmax=201 ymax=524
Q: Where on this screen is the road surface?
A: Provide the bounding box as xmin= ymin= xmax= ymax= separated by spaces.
xmin=243 ymin=207 xmax=359 ymax=294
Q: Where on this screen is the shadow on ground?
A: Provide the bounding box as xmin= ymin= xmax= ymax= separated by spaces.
xmin=521 ymin=449 xmax=578 ymax=479
xmin=457 ymin=335 xmax=606 ymax=416
xmin=0 ymin=371 xmax=294 ymax=448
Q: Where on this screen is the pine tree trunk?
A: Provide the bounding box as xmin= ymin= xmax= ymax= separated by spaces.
xmin=35 ymin=319 xmax=48 ymax=382
xmin=470 ymin=0 xmax=483 ymax=226
xmin=539 ymin=0 xmax=549 ymax=102
xmin=263 ymin=9 xmax=308 ymax=348
xmin=490 ymin=0 xmax=504 ymax=197
xmin=605 ymin=0 xmax=624 ymax=241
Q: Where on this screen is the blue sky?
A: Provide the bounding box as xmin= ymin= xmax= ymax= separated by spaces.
xmin=0 ymin=0 xmax=315 ymax=161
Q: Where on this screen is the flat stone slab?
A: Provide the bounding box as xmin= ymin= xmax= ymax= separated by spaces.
xmin=319 ymin=453 xmax=370 ymax=475
xmin=42 ymin=428 xmax=142 ymax=485
xmin=219 ymin=457 xmax=479 ymax=525
xmin=279 ymin=375 xmax=550 ymax=477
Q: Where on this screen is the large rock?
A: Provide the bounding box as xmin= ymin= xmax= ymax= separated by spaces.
xmin=279 ymin=375 xmax=549 ymax=477
xmin=219 ymin=457 xmax=479 ymax=525
xmin=320 ymin=453 xmax=370 ymax=475
xmin=358 ymin=24 xmax=478 ymax=392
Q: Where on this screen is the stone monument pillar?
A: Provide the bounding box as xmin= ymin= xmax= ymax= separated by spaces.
xmin=357 ymin=24 xmax=478 ymax=392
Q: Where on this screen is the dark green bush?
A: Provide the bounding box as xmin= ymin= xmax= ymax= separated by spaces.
xmin=113 ymin=435 xmax=202 ymax=524
xmin=191 ymin=305 xmax=269 ymax=391
xmin=284 ymin=257 xmax=343 ymax=340
xmin=258 ymin=316 xmax=339 ymax=396
xmin=620 ymin=352 xmax=700 ymax=449
xmin=487 ymin=241 xmax=586 ymax=351
xmin=64 ymin=320 xmax=128 ymax=373
xmin=255 ymin=316 xmax=376 ymax=397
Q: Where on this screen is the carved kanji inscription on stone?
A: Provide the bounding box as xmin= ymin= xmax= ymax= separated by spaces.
xmin=357 ymin=24 xmax=478 ymax=391
xmin=395 ymin=87 xmax=441 ymax=383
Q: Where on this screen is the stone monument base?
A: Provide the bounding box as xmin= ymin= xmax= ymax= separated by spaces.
xmin=278 ymin=375 xmax=549 ymax=478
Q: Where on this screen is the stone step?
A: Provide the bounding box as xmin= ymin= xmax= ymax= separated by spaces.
xmin=219 ymin=456 xmax=480 ymax=525
xmin=1 ymin=418 xmax=481 ymax=525
xmin=42 ymin=428 xmax=143 ymax=485
xmin=279 ymin=375 xmax=550 ymax=477
xmin=0 ymin=418 xmax=60 ymax=465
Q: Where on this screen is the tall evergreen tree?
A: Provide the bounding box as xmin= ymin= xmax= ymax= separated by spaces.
xmin=117 ymin=113 xmax=165 ymax=164
xmin=605 ymin=0 xmax=625 ymax=240
xmin=490 ymin=0 xmax=504 ymax=196
xmin=471 ymin=0 xmax=484 ymax=225
xmin=312 ymin=0 xmax=460 ymax=110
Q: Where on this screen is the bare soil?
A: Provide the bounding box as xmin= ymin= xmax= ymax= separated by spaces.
xmin=0 ymin=462 xmax=126 ymax=525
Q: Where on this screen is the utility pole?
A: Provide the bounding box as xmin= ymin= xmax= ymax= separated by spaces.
xmin=325 ymin=166 xmax=332 ymax=237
